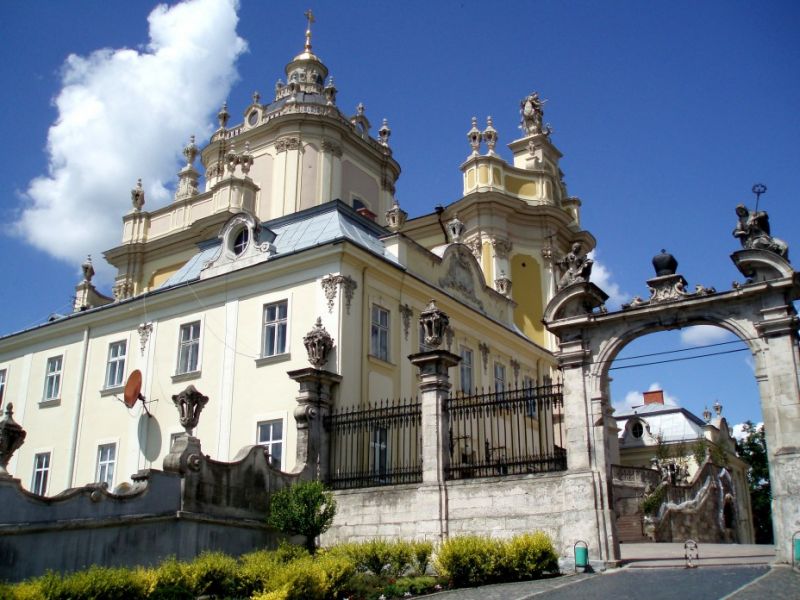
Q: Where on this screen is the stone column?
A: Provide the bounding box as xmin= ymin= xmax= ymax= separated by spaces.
xmin=409 ymin=350 xmax=460 ymax=484
xmin=287 ymin=367 xmax=342 ymax=482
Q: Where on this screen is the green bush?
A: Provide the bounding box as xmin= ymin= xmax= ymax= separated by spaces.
xmin=146 ymin=557 xmax=194 ymax=599
xmin=267 ymin=481 xmax=337 ymax=553
xmin=434 ymin=535 xmax=501 ymax=587
xmin=497 ymin=532 xmax=558 ymax=580
xmin=34 ymin=566 xmax=148 ymax=600
xmin=410 ymin=540 xmax=434 ymax=576
xmin=642 ymin=483 xmax=667 ymax=516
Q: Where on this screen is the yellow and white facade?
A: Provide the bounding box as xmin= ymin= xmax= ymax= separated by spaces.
xmin=0 ymin=28 xmax=593 ymax=496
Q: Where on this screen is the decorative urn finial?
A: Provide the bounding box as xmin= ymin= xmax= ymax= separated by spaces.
xmin=378 ymin=118 xmax=391 ymax=147
xmin=131 ymin=178 xmax=145 ymax=211
xmin=482 ymin=116 xmax=498 ymax=154
xmin=652 ymin=249 xmax=678 ymax=277
xmin=446 ymin=214 xmax=465 ymax=243
xmin=0 ymin=403 xmax=26 ymax=477
xmin=81 ymin=255 xmax=95 ymax=283
xmin=713 ymin=400 xmax=722 ymax=417
xmin=419 ymin=300 xmax=450 ymax=349
xmin=467 ymin=116 xmax=481 ymax=155
xmin=385 ymin=198 xmax=407 ymax=232
xmin=171 ymin=385 xmax=209 ymax=435
xmin=303 ymin=317 xmax=334 ymax=369
xmin=183 ymin=135 xmax=198 ymax=167
xmin=703 ymin=406 xmax=712 ymax=423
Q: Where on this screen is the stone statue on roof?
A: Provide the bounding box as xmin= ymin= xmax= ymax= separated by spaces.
xmin=556 ymin=241 xmax=593 ymax=290
xmin=733 ymin=204 xmax=789 ymax=260
xmin=520 ymin=92 xmax=546 ymax=135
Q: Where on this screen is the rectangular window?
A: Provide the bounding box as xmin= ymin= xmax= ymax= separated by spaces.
xmin=96 ymin=443 xmax=116 ymax=487
xmin=177 ymin=321 xmax=201 ymax=374
xmin=31 ymin=452 xmax=50 ymax=496
xmin=460 ymin=346 xmax=474 ymax=392
xmin=257 ymin=419 xmax=284 ymax=469
xmin=105 ymin=341 xmax=127 ymax=388
xmin=494 ymin=362 xmax=506 ymax=393
xmin=371 ymin=427 xmax=388 ymax=480
xmin=523 ymin=375 xmax=537 ymax=417
xmin=0 ymin=369 xmax=6 ymax=405
xmin=43 ymin=356 xmax=63 ymax=401
xmin=370 ymin=305 xmax=390 ymax=361
xmin=262 ymin=301 xmax=288 ymax=357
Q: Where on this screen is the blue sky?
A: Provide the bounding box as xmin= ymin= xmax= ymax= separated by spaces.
xmin=1 ymin=1 xmax=799 ymax=428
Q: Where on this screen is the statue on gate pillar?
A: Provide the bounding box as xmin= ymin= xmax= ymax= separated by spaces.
xmin=556 ymin=242 xmax=594 ymax=290
xmin=733 ymin=204 xmax=789 ymax=260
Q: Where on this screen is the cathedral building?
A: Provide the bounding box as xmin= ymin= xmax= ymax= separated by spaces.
xmin=0 ymin=21 xmax=590 ymax=498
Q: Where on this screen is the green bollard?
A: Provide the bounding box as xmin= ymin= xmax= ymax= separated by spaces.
xmin=793 ymin=532 xmax=800 ymax=572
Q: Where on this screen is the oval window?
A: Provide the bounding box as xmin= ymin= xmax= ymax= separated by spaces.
xmin=631 ymin=422 xmax=644 ymax=439
xmin=233 ymin=228 xmax=250 ymax=255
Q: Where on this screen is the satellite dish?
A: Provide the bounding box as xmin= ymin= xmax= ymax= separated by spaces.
xmin=123 ymin=370 xmax=150 ymax=416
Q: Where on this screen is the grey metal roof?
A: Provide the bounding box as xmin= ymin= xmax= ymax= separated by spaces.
xmin=160 ymin=201 xmax=396 ymax=288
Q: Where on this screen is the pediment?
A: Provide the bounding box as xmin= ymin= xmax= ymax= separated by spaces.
xmin=437 ymin=243 xmax=489 ymax=311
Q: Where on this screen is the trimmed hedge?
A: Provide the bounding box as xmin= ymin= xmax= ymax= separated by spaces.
xmin=5 ymin=532 xmax=558 ymax=599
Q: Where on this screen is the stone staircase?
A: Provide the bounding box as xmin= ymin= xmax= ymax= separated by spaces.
xmin=617 ymin=514 xmax=649 ymax=543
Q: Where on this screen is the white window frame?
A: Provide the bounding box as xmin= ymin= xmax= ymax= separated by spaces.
xmin=31 ymin=451 xmax=51 ymax=496
xmin=176 ymin=320 xmax=202 ymax=375
xmin=494 ymin=362 xmax=506 ymax=393
xmin=262 ymin=300 xmax=289 ymax=358
xmin=370 ymin=305 xmax=390 ymax=362
xmin=0 ymin=368 xmax=7 ymax=405
xmin=460 ymin=346 xmax=474 ymax=392
xmin=104 ymin=340 xmax=127 ymax=389
xmin=43 ymin=355 xmax=63 ymax=402
xmin=96 ymin=442 xmax=117 ymax=487
xmin=256 ymin=418 xmax=285 ymax=470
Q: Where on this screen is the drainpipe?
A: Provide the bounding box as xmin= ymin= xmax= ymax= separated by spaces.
xmin=66 ymin=326 xmax=90 ymax=488
xmin=435 ymin=205 xmax=448 ymax=244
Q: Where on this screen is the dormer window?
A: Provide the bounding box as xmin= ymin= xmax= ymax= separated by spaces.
xmin=248 ymin=110 xmax=259 ymax=126
xmin=631 ymin=421 xmax=644 ymax=439
xmin=233 ymin=228 xmax=250 ymax=256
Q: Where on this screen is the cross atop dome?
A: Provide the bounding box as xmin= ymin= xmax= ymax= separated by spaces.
xmin=304 ymin=9 xmax=315 ymax=53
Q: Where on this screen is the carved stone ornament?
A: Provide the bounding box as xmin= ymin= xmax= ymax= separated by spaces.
xmin=439 ymin=246 xmax=484 ymax=310
xmin=467 ymin=116 xmax=482 ymax=155
xmin=0 ymin=404 xmax=26 ymax=477
xmin=446 ymin=215 xmax=465 ymax=244
xmin=131 ymin=178 xmax=145 ymax=211
xmin=113 ymin=277 xmax=134 ymax=301
xmin=556 ymin=241 xmax=594 ymax=290
xmin=171 ymin=385 xmax=209 ymax=435
xmin=495 ymin=272 xmax=512 ymax=296
xmin=137 ymin=322 xmax=153 ymax=357
xmin=82 ymin=255 xmax=95 ymax=283
xmin=733 ymin=204 xmax=789 ymax=260
xmin=378 ymin=118 xmax=391 ymax=147
xmin=321 ymin=274 xmax=358 ymax=315
xmin=510 ymin=359 xmax=521 ymax=383
xmin=478 ymin=342 xmax=490 ymax=372
xmin=217 ymin=102 xmax=230 ymax=129
xmin=465 ymin=236 xmax=482 ymax=260
xmin=385 ymin=200 xmax=408 ymax=232
xmin=419 ymin=300 xmax=450 ymax=349
xmin=275 ymin=136 xmax=301 ymax=153
xmin=444 ymin=325 xmax=454 ymax=351
xmin=303 ymin=317 xmax=334 ymax=369
xmin=520 ymin=92 xmax=546 ymax=136
xmin=321 ymin=138 xmax=343 ymax=157
xmin=399 ymin=303 xmax=413 ymax=340
xmin=482 ymin=116 xmax=498 ymax=154
xmin=491 ymin=237 xmax=512 ymax=259
xmin=621 ymin=251 xmax=716 ymax=309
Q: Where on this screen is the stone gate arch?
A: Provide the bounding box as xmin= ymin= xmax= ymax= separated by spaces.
xmin=544 ymin=246 xmax=800 ymax=563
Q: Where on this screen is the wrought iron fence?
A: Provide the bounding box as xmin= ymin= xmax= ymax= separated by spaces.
xmin=445 ymin=384 xmax=566 ymax=480
xmin=324 ymin=397 xmax=422 ymax=490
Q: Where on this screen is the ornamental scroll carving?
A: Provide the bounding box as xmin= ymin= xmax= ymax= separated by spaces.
xmin=275 ymin=136 xmax=301 ymax=153
xmin=321 ymin=274 xmax=357 ymax=314
xmin=321 ymin=139 xmax=343 ymax=157
xmin=399 ymin=303 xmax=413 ymax=340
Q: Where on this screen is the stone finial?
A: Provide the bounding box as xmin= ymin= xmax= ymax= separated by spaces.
xmin=323 ymin=77 xmax=337 ymax=105
xmin=713 ymin=400 xmax=722 ymax=417
xmin=419 ymin=300 xmax=450 ymax=349
xmin=0 ymin=403 xmax=27 ymax=477
xmin=252 ymin=90 xmax=261 ymax=105
xmin=356 ymin=102 xmax=365 ymax=116
xmin=556 ymin=241 xmax=593 ymax=290
xmin=703 ymin=406 xmax=712 ymax=423
xmin=240 ymin=141 xmax=254 ymax=176
xmin=495 ymin=271 xmax=512 ymax=296
xmin=82 ymin=255 xmax=95 ymax=283
xmin=217 ymin=102 xmax=230 ymax=129
xmin=482 ymin=116 xmax=498 ymax=154
xmin=275 ymin=78 xmax=285 ymax=93
xmin=303 ymin=317 xmax=334 ymax=369
xmin=171 ymin=385 xmax=209 ymax=435
xmin=467 ymin=116 xmax=481 ymax=155
xmin=378 ymin=118 xmax=391 ymax=147
xmin=385 ymin=199 xmax=408 ymax=232
xmin=733 ymin=203 xmax=789 ymax=259
xmin=183 ymin=135 xmax=198 ymax=167
xmin=131 ymin=178 xmax=145 ymax=211
xmin=446 ymin=214 xmax=465 ymax=244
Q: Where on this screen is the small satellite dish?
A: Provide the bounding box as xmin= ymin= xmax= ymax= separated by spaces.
xmin=123 ymin=370 xmax=150 ymax=416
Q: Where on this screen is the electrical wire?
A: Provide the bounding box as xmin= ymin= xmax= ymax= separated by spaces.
xmin=611 ymin=337 xmax=752 ymax=365
xmin=608 ymin=347 xmax=750 ymax=371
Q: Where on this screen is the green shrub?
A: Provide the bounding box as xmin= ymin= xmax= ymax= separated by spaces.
xmin=267 ymin=481 xmax=337 ymax=553
xmin=146 ymin=557 xmax=194 ymax=599
xmin=35 ymin=566 xmax=148 ymax=600
xmin=410 ymin=540 xmax=434 ymax=576
xmin=642 ymin=483 xmax=667 ymax=516
xmin=434 ymin=535 xmax=500 ymax=587
xmin=497 ymin=532 xmax=558 ymax=580
xmin=186 ymin=551 xmax=239 ymax=598
xmin=237 ymin=549 xmax=283 ymax=597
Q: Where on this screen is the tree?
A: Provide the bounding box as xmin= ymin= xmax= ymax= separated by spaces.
xmin=267 ymin=480 xmax=337 ymax=553
xmin=735 ymin=421 xmax=773 ymax=544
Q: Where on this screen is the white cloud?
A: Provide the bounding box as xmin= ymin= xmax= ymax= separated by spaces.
xmin=732 ymin=421 xmax=763 ymax=441
xmin=587 ymin=251 xmax=627 ymax=309
xmin=614 ymin=382 xmax=678 ymax=412
xmin=679 ymin=325 xmax=733 ymax=347
xmin=14 ymin=0 xmax=246 ymax=282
